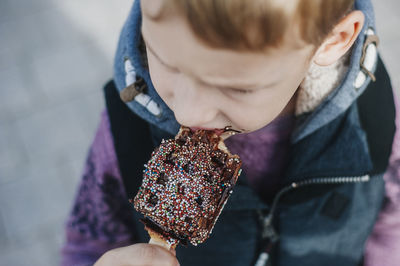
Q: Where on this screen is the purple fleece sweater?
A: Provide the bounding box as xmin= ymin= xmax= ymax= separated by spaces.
xmin=61 ymin=97 xmax=400 ymax=266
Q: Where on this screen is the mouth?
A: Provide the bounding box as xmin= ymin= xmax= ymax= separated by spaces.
xmin=189 ymin=126 xmax=242 ymax=138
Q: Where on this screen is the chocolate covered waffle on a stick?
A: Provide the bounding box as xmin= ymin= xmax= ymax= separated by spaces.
xmin=131 ymin=127 xmax=242 ymax=250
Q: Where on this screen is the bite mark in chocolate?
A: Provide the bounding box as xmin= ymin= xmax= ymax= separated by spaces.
xmin=157 ymin=172 xmax=168 ymax=185
xmin=195 ymin=196 xmax=203 ymax=206
xmin=149 ymin=194 xmax=158 ymax=206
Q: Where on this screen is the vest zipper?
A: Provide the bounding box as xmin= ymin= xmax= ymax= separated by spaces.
xmin=254 ymin=174 xmax=370 ymax=266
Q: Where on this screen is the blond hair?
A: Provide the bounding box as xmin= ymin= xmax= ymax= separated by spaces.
xmin=151 ymin=0 xmax=354 ymax=51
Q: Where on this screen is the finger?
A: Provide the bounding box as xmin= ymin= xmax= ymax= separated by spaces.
xmin=113 ymin=244 xmax=179 ymax=266
xmin=169 ymin=247 xmax=176 ymax=256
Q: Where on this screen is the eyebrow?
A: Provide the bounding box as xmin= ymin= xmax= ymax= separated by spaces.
xmin=142 ymin=32 xmax=180 ymax=72
xmin=141 ymin=29 xmax=275 ymax=90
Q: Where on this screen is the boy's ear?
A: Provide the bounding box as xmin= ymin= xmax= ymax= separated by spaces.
xmin=313 ymin=10 xmax=365 ymax=66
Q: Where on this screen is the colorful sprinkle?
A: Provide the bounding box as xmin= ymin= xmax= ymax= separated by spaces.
xmin=132 ymin=127 xmax=242 ymax=246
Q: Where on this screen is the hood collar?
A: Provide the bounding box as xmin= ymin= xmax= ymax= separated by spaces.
xmin=113 ymin=0 xmax=379 ymax=143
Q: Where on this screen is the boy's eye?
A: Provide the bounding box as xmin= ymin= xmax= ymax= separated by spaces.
xmin=146 ymin=45 xmax=180 ymax=73
xmin=162 ymin=62 xmax=180 ymax=73
xmin=226 ymin=88 xmax=253 ymax=94
xmin=158 ymin=58 xmax=180 ymax=73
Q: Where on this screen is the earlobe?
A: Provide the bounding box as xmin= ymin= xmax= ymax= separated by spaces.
xmin=313 ymin=11 xmax=365 ymax=66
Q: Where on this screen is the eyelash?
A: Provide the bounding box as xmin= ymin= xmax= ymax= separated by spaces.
xmin=148 ymin=48 xmax=180 ymax=73
xmin=229 ymin=88 xmax=252 ymax=94
xmin=161 ymin=61 xmax=179 ymax=73
xmin=149 ymin=48 xmax=254 ymax=95
xmin=222 ymin=87 xmax=253 ymax=95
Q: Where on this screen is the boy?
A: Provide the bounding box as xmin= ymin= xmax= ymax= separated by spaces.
xmin=62 ymin=0 xmax=400 ymax=265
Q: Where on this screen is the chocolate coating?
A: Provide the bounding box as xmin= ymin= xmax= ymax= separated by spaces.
xmin=133 ymin=127 xmax=242 ymax=246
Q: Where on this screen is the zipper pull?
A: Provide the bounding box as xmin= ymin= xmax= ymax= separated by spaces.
xmin=261 ymin=214 xmax=279 ymax=241
xmin=255 ymin=213 xmax=279 ymax=266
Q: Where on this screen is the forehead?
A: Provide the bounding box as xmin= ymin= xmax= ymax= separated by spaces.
xmin=141 ymin=1 xmax=314 ymax=87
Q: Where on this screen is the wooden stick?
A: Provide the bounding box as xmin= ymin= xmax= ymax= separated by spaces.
xmin=147 ymin=228 xmax=177 ymax=251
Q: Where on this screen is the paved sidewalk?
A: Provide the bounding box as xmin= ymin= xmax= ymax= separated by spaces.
xmin=0 ymin=0 xmax=398 ymax=265
xmin=0 ymin=0 xmax=131 ymax=265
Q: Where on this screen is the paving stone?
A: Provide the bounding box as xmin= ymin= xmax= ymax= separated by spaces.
xmin=78 ymin=89 xmax=106 ymax=136
xmin=0 ymin=100 xmax=12 ymax=123
xmin=0 ymin=20 xmax=31 ymax=76
xmin=0 ymin=212 xmax=8 ymax=248
xmin=0 ymin=156 xmax=83 ymax=250
xmin=0 ymin=161 xmax=28 ymax=188
xmin=0 ymin=121 xmax=28 ymax=184
xmin=0 ymin=242 xmax=51 ymax=266
xmin=0 ymin=156 xmax=77 ymax=242
xmin=0 ymin=11 xmax=52 ymax=63
xmin=54 ymin=0 xmax=132 ymax=58
xmin=29 ymin=44 xmax=101 ymax=102
xmin=0 ymin=66 xmax=34 ymax=120
xmin=0 ymin=43 xmax=18 ymax=73
xmin=35 ymin=7 xmax=85 ymax=52
xmin=2 ymin=0 xmax=51 ymax=23
xmin=0 ymin=20 xmax=17 ymax=54
xmin=0 ymin=222 xmax=58 ymax=266
xmin=0 ymin=0 xmax=12 ymax=24
xmin=69 ymin=156 xmax=86 ymax=182
xmin=14 ymin=97 xmax=92 ymax=163
xmin=61 ymin=158 xmax=87 ymax=206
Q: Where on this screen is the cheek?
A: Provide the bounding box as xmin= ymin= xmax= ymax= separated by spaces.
xmin=147 ymin=54 xmax=175 ymax=100
xmin=220 ymin=100 xmax=273 ymax=132
xmin=229 ymin=109 xmax=275 ymax=132
xmin=225 ymin=84 xmax=299 ymax=132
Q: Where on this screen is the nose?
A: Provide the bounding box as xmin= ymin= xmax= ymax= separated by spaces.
xmin=172 ymin=76 xmax=218 ymax=127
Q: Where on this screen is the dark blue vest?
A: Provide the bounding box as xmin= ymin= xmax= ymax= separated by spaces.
xmin=105 ymin=57 xmax=395 ymax=266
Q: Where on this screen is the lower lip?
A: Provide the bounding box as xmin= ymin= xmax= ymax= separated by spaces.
xmin=190 ymin=127 xmax=225 ymax=135
xmin=190 ymin=127 xmax=215 ymax=131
